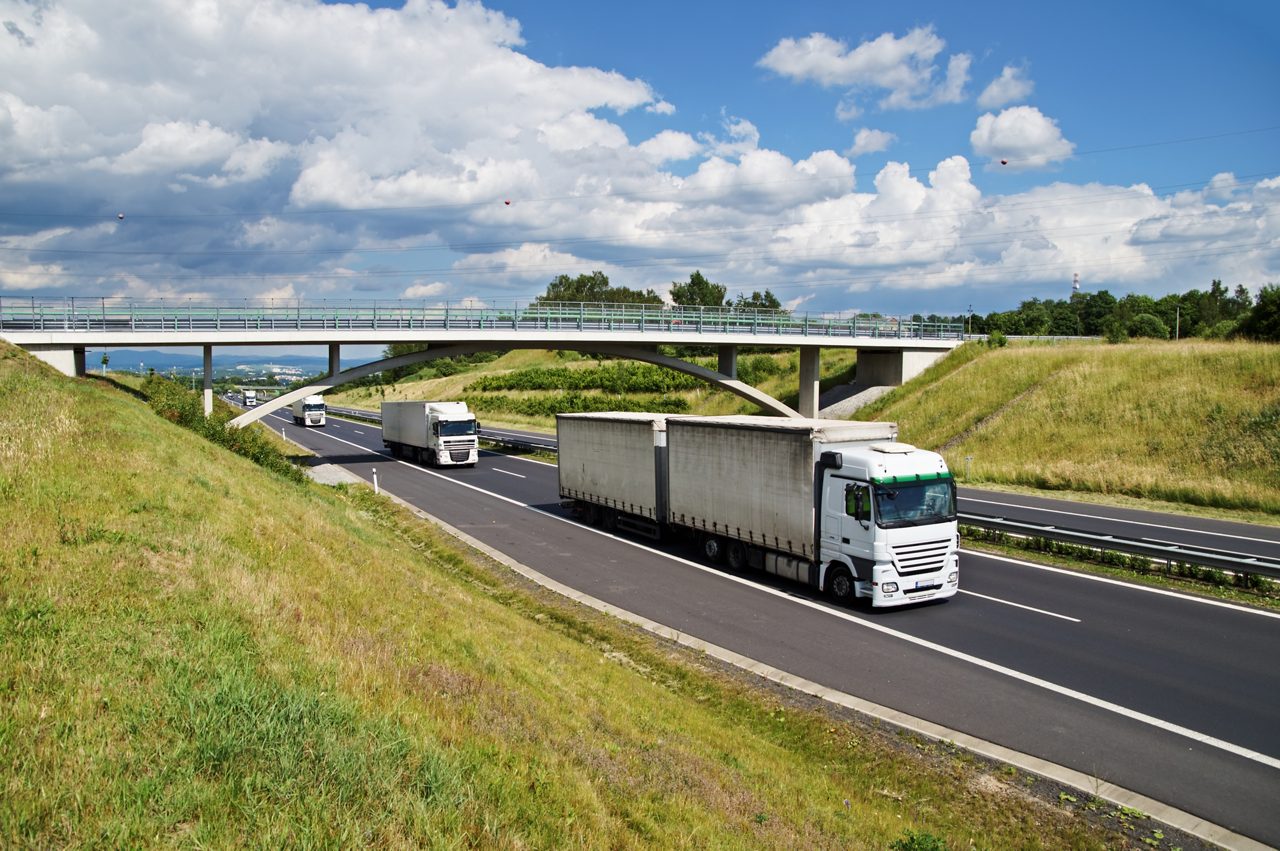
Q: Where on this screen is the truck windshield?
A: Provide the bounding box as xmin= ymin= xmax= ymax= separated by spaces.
xmin=873 ymin=479 xmax=956 ymax=528
xmin=304 ymin=403 xmax=325 ymax=413
xmin=439 ymin=420 xmax=476 ymax=437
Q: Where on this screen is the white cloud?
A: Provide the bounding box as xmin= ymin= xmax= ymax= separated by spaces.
xmin=758 ymin=27 xmax=969 ymax=110
xmin=846 ymin=128 xmax=896 ymax=158
xmin=403 ymin=281 xmax=449 ymax=299
xmin=646 ymin=100 xmax=675 ymax=115
xmin=977 ymin=65 xmax=1034 ymax=109
xmin=970 ymin=106 xmax=1074 ymax=170
xmin=698 ymin=114 xmax=760 ymax=159
xmin=637 ymin=130 xmax=701 ymax=163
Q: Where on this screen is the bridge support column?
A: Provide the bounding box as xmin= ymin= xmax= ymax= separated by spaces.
xmin=328 ymin=343 xmax=340 ymax=377
xmin=717 ymin=345 xmax=737 ymax=380
xmin=798 ymin=346 xmax=820 ymax=418
xmin=203 ymin=345 xmax=213 ymax=416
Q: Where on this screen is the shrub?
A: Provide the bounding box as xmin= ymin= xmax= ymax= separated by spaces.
xmin=142 ymin=375 xmax=305 ymax=483
xmin=986 ymin=330 xmax=1008 ymax=348
xmin=1128 ymin=313 xmax=1169 ymax=340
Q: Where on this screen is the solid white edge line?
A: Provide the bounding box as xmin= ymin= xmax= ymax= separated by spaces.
xmin=968 ymin=549 xmax=1280 ymax=620
xmin=341 ymin=457 xmax=1269 ymax=851
xmin=303 ymin=427 xmax=1280 ymax=776
xmin=958 ymin=589 xmax=1081 ymax=622
xmin=961 ymin=496 xmax=1280 ymax=546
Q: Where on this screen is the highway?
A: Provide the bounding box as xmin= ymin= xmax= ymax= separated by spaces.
xmin=267 ymin=410 xmax=1280 ymax=847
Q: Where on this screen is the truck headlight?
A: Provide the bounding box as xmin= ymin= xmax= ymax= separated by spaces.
xmin=881 ymin=582 xmax=898 ymax=594
xmin=948 ymin=572 xmax=959 ymax=585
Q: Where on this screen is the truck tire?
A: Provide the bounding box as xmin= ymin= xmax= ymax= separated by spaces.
xmin=580 ymin=503 xmax=600 ymax=526
xmin=601 ymin=508 xmax=618 ymax=532
xmin=700 ymin=534 xmax=724 ymax=563
xmin=427 ymin=449 xmax=438 ymax=467
xmin=726 ymin=540 xmax=747 ymax=571
xmin=826 ymin=564 xmax=855 ymax=604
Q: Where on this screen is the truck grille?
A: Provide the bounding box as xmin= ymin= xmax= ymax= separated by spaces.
xmin=449 ymin=450 xmax=471 ymax=462
xmin=890 ymin=538 xmax=951 ymax=576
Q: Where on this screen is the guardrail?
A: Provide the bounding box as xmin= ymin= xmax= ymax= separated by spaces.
xmin=959 ymin=513 xmax=1280 ymax=580
xmin=0 ymin=296 xmax=964 ymax=341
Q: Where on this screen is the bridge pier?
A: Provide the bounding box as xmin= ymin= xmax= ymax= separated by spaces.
xmin=328 ymin=343 xmax=340 ymax=377
xmin=203 ymin=345 xmax=213 ymax=416
xmin=717 ymin=345 xmax=737 ymax=380
xmin=798 ymin=346 xmax=820 ymax=418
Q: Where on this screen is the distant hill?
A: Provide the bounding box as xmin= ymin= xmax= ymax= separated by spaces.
xmin=94 ymin=348 xmax=331 ymax=375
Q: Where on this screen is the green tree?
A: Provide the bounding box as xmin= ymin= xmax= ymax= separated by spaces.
xmin=1237 ymin=284 xmax=1280 ymax=342
xmin=536 ymin=271 xmax=662 ymax=305
xmin=670 ymin=270 xmax=727 ymax=307
xmin=1073 ymin=290 xmax=1117 ymax=336
xmin=1128 ymin=313 xmax=1169 ymax=339
xmin=731 ymin=289 xmax=783 ymax=311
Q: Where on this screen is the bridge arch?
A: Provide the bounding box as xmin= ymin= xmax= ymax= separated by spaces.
xmin=227 ymin=342 xmax=801 ymax=429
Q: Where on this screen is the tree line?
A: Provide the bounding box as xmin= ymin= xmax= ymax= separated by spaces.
xmin=954 ymin=279 xmax=1279 ymax=342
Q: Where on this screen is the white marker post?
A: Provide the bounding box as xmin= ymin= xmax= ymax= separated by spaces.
xmin=372 ymin=467 xmax=379 ymax=495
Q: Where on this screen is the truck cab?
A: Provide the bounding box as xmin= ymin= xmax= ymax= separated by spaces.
xmin=291 ymin=394 xmax=326 ymax=427
xmin=820 ymin=442 xmax=959 ymax=607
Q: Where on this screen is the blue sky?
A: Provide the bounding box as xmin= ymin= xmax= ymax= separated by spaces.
xmin=1 ymin=0 xmax=1277 ymax=325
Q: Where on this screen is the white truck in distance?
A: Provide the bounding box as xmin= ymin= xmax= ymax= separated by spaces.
xmin=381 ymin=401 xmax=479 ymax=467
xmin=291 ymin=394 xmax=326 ymax=427
xmin=557 ymin=413 xmax=959 ymax=608
xmin=243 ymin=389 xmax=258 ymax=408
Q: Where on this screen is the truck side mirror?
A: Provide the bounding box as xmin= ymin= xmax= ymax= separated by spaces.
xmin=431 ymin=422 xmax=439 ymax=436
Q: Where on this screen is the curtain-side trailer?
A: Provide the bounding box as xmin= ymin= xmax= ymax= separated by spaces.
xmin=382 ymin=401 xmax=479 ymax=467
xmin=557 ymin=413 xmax=959 ymax=608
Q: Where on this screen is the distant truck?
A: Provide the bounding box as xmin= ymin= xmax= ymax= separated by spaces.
xmin=381 ymin=401 xmax=479 ymax=467
xmin=243 ymin=389 xmax=258 ymax=408
xmin=291 ymin=394 xmax=326 ymax=427
xmin=557 ymin=413 xmax=959 ymax=608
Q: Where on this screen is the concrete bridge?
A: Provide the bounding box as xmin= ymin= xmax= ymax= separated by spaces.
xmin=0 ymin=297 xmax=962 ymax=422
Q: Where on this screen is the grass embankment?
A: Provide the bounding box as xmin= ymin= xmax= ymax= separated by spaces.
xmin=858 ymin=340 xmax=1280 ymax=515
xmin=0 ymin=343 xmax=1136 ymax=847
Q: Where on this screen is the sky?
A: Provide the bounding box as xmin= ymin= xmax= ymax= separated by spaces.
xmin=2 ymin=0 xmax=1278 ymax=324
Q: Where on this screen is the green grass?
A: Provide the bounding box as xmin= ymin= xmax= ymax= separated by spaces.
xmin=0 ymin=342 xmax=1134 ymax=847
xmin=858 ymin=339 xmax=1280 ymax=514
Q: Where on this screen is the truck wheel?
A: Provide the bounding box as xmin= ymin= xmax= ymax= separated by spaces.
xmin=701 ymin=534 xmax=724 ymax=563
xmin=602 ymin=509 xmax=618 ymax=532
xmin=726 ymin=540 xmax=747 ymax=571
xmin=427 ymin=449 xmax=438 ymax=466
xmin=580 ymin=503 xmax=600 ymax=526
xmin=826 ymin=564 xmax=855 ymax=604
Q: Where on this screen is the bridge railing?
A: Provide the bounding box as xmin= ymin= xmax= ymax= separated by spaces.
xmin=0 ymin=297 xmax=964 ymax=340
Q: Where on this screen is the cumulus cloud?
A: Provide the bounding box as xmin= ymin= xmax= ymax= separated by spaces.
xmin=977 ymin=65 xmax=1034 ymax=109
xmin=970 ymin=106 xmax=1074 ymax=170
xmin=758 ymin=27 xmax=970 ymax=110
xmin=403 ymin=281 xmax=449 ymax=299
xmin=846 ymin=128 xmax=896 ymax=158
xmin=0 ymin=1 xmax=1274 ymax=313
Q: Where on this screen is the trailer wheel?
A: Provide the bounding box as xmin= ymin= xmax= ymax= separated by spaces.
xmin=700 ymin=534 xmax=724 ymax=563
xmin=725 ymin=540 xmax=747 ymax=571
xmin=580 ymin=503 xmax=600 ymax=526
xmin=602 ymin=508 xmax=618 ymax=532
xmin=826 ymin=564 xmax=855 ymax=604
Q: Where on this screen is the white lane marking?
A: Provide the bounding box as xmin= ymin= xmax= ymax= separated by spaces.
xmin=958 ymin=589 xmax=1081 ymax=622
xmin=353 ymin=430 xmax=365 ymax=435
xmin=304 ymin=428 xmax=1280 ymax=772
xmin=962 ymin=496 xmax=1280 ymax=546
xmin=968 ymin=549 xmax=1280 ymax=620
xmin=493 ymin=468 xmax=526 ymax=479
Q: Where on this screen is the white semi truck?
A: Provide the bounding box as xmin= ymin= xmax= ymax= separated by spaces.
xmin=243 ymin=388 xmax=258 ymax=408
xmin=557 ymin=413 xmax=959 ymax=608
xmin=291 ymin=394 xmax=326 ymax=427
xmin=381 ymin=401 xmax=479 ymax=467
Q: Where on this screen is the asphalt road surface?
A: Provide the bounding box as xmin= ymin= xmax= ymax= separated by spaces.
xmin=271 ymin=411 xmax=1280 ymax=846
